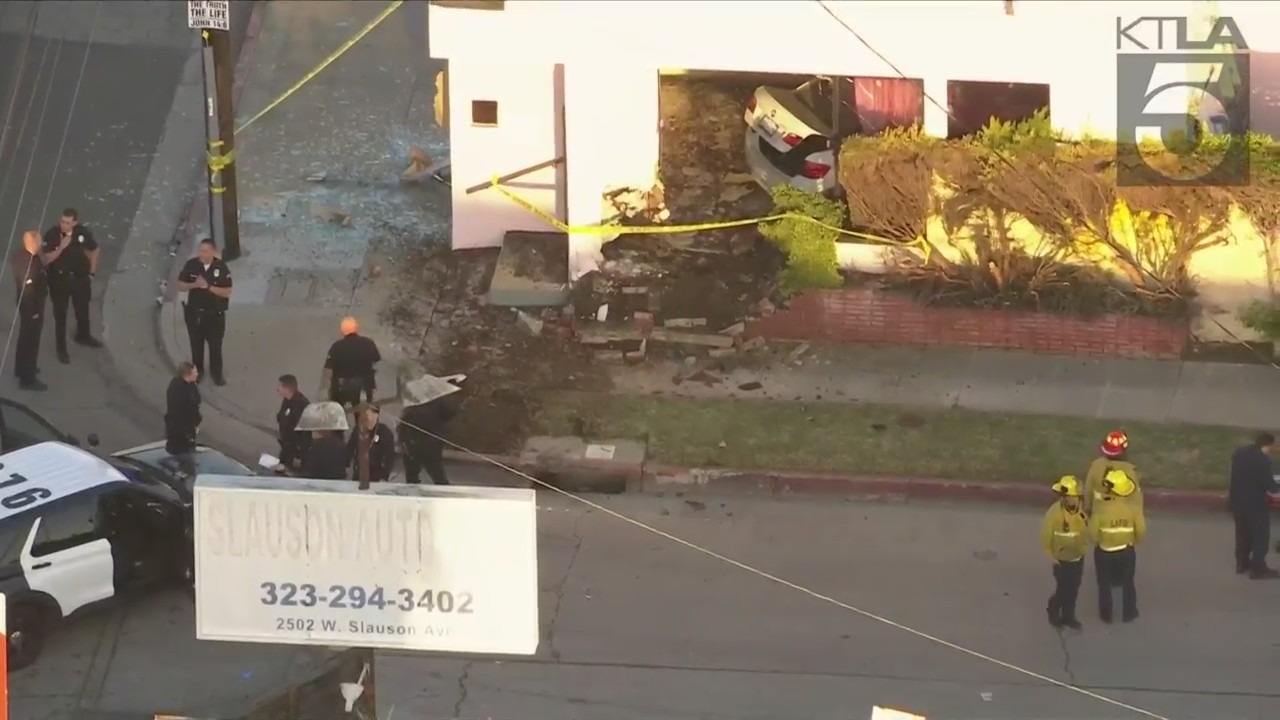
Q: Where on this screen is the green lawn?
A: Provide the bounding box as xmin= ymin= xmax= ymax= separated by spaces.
xmin=531 ymin=392 xmax=1246 ymax=490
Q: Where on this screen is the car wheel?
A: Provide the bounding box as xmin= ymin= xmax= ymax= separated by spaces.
xmin=7 ymin=604 xmax=49 ymax=671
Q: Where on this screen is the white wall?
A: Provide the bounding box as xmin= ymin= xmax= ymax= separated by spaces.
xmin=446 ymin=62 xmax=562 ymax=250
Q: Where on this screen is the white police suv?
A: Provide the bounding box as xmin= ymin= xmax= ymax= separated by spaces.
xmin=1 ymin=441 xmax=192 ymax=670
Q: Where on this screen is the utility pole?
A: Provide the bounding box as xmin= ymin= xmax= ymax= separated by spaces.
xmin=190 ymin=1 xmax=241 ymax=260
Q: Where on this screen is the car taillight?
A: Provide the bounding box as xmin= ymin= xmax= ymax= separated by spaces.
xmin=782 ymin=133 xmax=803 ymax=147
xmin=746 ymin=95 xmax=756 ymax=113
xmin=801 ymin=161 xmax=830 ymax=179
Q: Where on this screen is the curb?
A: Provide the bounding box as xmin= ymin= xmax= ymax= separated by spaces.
xmin=440 ymin=451 xmax=1232 ymax=513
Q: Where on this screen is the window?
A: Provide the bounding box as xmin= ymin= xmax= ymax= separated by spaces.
xmin=471 ymin=100 xmax=498 ymax=126
xmin=0 ymin=399 xmax=67 ymax=452
xmin=430 ymin=1 xmax=505 ymax=9
xmin=0 ymin=518 xmax=30 ymax=567
xmin=31 ymin=494 xmax=102 ymax=557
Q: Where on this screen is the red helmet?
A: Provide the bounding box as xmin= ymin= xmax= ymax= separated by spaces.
xmin=1100 ymin=430 xmax=1129 ymax=458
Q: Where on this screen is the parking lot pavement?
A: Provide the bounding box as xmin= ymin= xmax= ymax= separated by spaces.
xmin=377 ymin=493 xmax=1280 ymax=720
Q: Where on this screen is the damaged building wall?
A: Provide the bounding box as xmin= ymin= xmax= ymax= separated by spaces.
xmin=447 ymin=61 xmax=562 ymax=249
xmin=563 ymin=64 xmax=661 ymax=280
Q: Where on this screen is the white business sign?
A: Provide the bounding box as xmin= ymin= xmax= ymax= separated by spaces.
xmin=187 ymin=0 xmax=230 ymax=31
xmin=193 ymin=475 xmax=539 ymax=655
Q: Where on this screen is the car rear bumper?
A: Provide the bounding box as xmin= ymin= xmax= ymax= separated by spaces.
xmin=744 ymin=127 xmax=828 ymax=195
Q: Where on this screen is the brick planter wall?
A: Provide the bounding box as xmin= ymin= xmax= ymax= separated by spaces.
xmin=748 ymin=288 xmax=1189 ymax=359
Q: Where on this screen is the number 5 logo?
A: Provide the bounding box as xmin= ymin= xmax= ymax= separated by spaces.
xmin=1116 ymin=52 xmax=1250 ymax=187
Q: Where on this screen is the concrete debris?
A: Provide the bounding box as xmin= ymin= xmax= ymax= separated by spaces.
xmin=723 ymin=172 xmax=755 ymax=184
xmin=719 ymin=321 xmax=746 ymax=336
xmin=739 ymin=336 xmax=766 ymax=352
xmin=400 ymin=146 xmax=434 ymax=182
xmin=719 ymin=184 xmax=754 ymax=204
xmin=664 ymin=317 xmax=707 ymax=328
xmin=305 ymin=171 xmax=327 ymax=182
xmin=649 ymin=328 xmax=734 ymax=349
xmin=514 ymin=309 xmax=544 ymax=336
xmin=633 ymin=311 xmax=655 ymax=333
xmin=683 ymin=355 xmax=699 ymax=366
xmin=603 ymin=183 xmax=670 ymax=224
xmin=787 ymin=342 xmax=811 ymax=363
xmin=708 ymin=347 xmax=737 ymax=359
xmin=311 ymin=203 xmax=353 ymax=227
xmin=755 ymin=298 xmax=776 ymax=316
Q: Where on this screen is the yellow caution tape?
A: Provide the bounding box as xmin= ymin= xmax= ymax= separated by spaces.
xmin=487 ymin=176 xmax=931 ymax=260
xmin=207 ymin=140 xmax=235 ymax=194
xmin=235 ymin=0 xmax=405 ymax=135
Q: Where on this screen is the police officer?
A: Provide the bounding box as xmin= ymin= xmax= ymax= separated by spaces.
xmin=274 ymin=374 xmax=311 ymax=474
xmin=11 ymin=231 xmax=48 ymax=391
xmin=1084 ymin=430 xmax=1143 ymax=514
xmin=1041 ymin=475 xmax=1088 ymax=630
xmin=347 ymin=403 xmax=396 ymax=487
xmin=400 ymin=392 xmax=456 ymax=485
xmin=41 ymin=207 xmax=102 ymax=362
xmin=177 ymin=237 xmax=233 ymax=386
xmin=322 ymin=316 xmax=381 ymax=407
xmin=295 ymin=401 xmax=351 ymax=480
xmin=1088 ymin=469 xmax=1146 ymax=624
xmin=165 ymin=362 xmax=202 ymax=456
xmin=1229 ymin=432 xmax=1280 ymax=578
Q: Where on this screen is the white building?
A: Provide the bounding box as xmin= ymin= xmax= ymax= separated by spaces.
xmin=428 ymin=0 xmax=1280 ymax=280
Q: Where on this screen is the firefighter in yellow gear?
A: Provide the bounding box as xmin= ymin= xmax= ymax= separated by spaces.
xmin=1084 ymin=430 xmax=1143 ymax=514
xmin=1041 ymin=475 xmax=1088 ymax=629
xmin=1088 ymin=469 xmax=1147 ymax=623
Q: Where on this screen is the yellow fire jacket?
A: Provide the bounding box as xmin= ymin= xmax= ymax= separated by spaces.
xmin=1041 ymin=502 xmax=1089 ymax=562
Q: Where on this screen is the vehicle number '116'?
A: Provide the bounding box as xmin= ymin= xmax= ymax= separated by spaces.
xmin=259 ymin=582 xmax=475 ymax=614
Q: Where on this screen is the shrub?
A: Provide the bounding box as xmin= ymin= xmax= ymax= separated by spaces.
xmin=758 ymin=185 xmax=844 ymax=291
xmin=836 ymin=113 xmax=1279 ymax=319
xmin=1239 ymin=300 xmax=1280 ymax=341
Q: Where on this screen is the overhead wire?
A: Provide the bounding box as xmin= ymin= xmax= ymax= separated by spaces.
xmin=371 ymin=407 xmax=1170 ymax=720
xmin=0 ymin=2 xmax=63 ymax=381
xmin=203 ymin=4 xmax=1172 ymax=716
xmin=0 ymin=0 xmax=102 ymax=379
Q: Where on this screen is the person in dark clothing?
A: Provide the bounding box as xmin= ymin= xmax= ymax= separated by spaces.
xmin=165 ymin=362 xmax=202 ymax=456
xmin=301 ymin=431 xmax=349 ymax=480
xmin=323 ymin=316 xmax=381 ymax=407
xmin=399 ymin=398 xmax=455 ymax=485
xmin=1229 ymin=432 xmax=1280 ymax=579
xmin=41 ymin=207 xmax=102 ymax=362
xmin=176 ymin=237 xmax=233 ymax=386
xmin=274 ymin=374 xmax=311 ymax=474
xmin=347 ymin=403 xmax=396 ymax=487
xmin=11 ymin=231 xmax=48 ymax=391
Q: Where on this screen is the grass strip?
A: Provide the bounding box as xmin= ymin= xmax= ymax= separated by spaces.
xmin=532 ymin=392 xmax=1245 ymax=490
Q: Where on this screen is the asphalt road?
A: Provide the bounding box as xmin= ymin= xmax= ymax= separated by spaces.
xmin=378 ymin=492 xmax=1280 ymax=720
xmin=0 ymin=3 xmax=286 ymax=719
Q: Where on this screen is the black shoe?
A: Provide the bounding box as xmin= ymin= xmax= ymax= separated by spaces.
xmin=1099 ymin=614 xmax=1113 ymax=624
xmin=57 ymin=349 xmax=70 ymax=364
xmin=74 ymin=335 xmax=103 ymax=348
xmin=1237 ymin=564 xmax=1250 ymax=575
xmin=1248 ymin=567 xmax=1280 ymax=579
xmin=18 ymin=378 xmax=47 ymax=391
xmin=1046 ymin=608 xmax=1061 ymax=628
xmin=213 ymin=374 xmax=226 ymax=387
xmin=1122 ymin=610 xmax=1139 ymax=623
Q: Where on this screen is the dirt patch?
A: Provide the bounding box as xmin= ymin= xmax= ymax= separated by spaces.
xmin=573 ymin=77 xmax=788 ymax=341
xmin=378 ymin=242 xmax=610 ymax=455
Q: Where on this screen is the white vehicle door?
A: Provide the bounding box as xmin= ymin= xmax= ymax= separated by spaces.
xmin=19 ymin=494 xmax=115 ymax=617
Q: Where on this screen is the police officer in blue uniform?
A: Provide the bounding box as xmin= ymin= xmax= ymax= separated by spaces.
xmin=177 ymin=238 xmax=233 ymax=386
xmin=41 ymin=207 xmax=102 ymax=363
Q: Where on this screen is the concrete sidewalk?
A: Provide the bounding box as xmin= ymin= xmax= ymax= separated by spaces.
xmin=159 ymin=0 xmax=447 ymax=434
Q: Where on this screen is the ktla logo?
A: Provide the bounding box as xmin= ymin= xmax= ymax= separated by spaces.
xmin=1115 ymin=16 xmax=1251 ymax=187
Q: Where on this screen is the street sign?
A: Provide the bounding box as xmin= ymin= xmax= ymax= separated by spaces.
xmin=193 ymin=475 xmax=540 ymax=655
xmin=187 ymin=0 xmax=230 ymax=31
